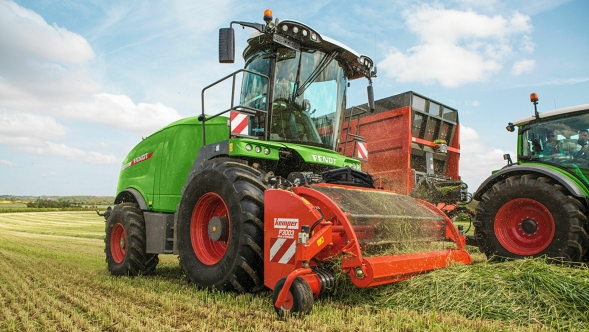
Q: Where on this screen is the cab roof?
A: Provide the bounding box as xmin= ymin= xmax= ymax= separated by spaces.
xmin=244 ymin=19 xmax=374 ymax=81
xmin=513 ymin=103 xmax=589 ymax=126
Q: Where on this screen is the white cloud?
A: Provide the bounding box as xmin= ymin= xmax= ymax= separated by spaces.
xmin=452 ymin=0 xmax=498 ymax=10
xmin=20 ymin=141 xmax=117 ymax=164
xmin=1 ymin=159 xmax=15 ymax=166
xmin=0 ymin=110 xmax=67 ymax=141
xmin=60 ymin=93 xmax=183 ymax=137
xmin=0 ymin=1 xmax=98 ymax=112
xmin=0 ymin=1 xmax=94 ymax=63
xmin=378 ymin=5 xmax=533 ymax=87
xmin=511 ymin=59 xmax=536 ymax=75
xmin=520 ymin=35 xmax=535 ymax=53
xmin=0 ymin=110 xmax=116 ymax=164
xmin=460 ymin=125 xmax=514 ymax=191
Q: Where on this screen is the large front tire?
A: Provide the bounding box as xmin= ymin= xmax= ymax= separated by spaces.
xmin=474 ymin=174 xmax=588 ymax=261
xmin=177 ymin=158 xmax=266 ymax=292
xmin=105 ymin=203 xmax=159 ymax=275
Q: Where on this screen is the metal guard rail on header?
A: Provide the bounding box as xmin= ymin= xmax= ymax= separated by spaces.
xmin=274 ymin=183 xmax=471 ymax=308
xmin=199 ymin=69 xmax=270 ymax=145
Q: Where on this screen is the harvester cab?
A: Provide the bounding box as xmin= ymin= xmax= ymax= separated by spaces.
xmin=103 ymin=9 xmax=471 ymax=317
xmin=473 ymin=92 xmax=589 ymax=262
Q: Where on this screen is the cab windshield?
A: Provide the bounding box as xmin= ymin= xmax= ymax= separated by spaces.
xmin=520 ymin=111 xmax=589 ymax=184
xmin=240 ymin=48 xmax=346 ymax=150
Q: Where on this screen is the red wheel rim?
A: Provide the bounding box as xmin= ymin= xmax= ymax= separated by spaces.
xmin=494 ymin=198 xmax=555 ymax=256
xmin=280 ymin=291 xmax=294 ymax=311
xmin=110 ymin=223 xmax=126 ymax=263
xmin=190 ymin=193 xmax=231 ymax=265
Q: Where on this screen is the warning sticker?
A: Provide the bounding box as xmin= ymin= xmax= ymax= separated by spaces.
xmin=269 ymin=238 xmax=296 ymax=265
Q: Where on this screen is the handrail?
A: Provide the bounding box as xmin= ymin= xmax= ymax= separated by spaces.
xmin=343 ymin=106 xmax=367 ymax=157
xmin=200 ymin=69 xmax=270 ymax=146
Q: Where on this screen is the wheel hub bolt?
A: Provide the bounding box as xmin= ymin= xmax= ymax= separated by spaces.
xmin=119 ymin=238 xmax=125 ymax=249
xmin=521 ymin=218 xmax=538 ymax=234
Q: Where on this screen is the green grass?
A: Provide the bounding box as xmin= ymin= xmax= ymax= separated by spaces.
xmin=1 ymin=211 xmax=587 ymax=331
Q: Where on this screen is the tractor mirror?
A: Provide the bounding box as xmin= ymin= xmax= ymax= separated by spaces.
xmin=219 ymin=28 xmax=235 ymax=63
xmin=367 ymin=84 xmax=375 ymax=112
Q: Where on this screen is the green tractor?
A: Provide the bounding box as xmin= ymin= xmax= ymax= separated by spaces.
xmin=473 ymin=93 xmax=589 ymax=262
xmin=103 ymin=10 xmax=376 ymax=290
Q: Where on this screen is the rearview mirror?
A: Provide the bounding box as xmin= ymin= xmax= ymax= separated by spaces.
xmin=219 ymin=28 xmax=235 ymax=63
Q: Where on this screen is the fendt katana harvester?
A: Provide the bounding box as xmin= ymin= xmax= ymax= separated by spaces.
xmin=473 ymin=93 xmax=589 ymax=262
xmin=101 ymin=9 xmax=471 ymax=316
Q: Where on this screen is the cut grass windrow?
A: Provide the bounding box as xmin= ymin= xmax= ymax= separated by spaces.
xmin=1 ymin=211 xmax=586 ymax=331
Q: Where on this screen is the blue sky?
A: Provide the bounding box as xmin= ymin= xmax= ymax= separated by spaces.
xmin=1 ymin=0 xmax=588 ymax=196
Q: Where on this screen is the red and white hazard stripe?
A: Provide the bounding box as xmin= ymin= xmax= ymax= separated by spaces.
xmin=230 ymin=111 xmax=249 ymax=135
xmin=357 ymin=141 xmax=368 ymax=160
xmin=269 ymin=238 xmax=296 ymax=265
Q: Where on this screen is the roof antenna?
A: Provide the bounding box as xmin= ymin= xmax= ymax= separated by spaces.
xmin=530 ymin=92 xmax=539 ymax=118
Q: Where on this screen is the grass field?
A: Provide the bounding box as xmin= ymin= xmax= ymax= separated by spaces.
xmin=0 ymin=211 xmax=587 ymax=331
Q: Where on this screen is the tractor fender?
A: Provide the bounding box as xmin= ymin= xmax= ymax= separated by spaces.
xmin=473 ymin=164 xmax=585 ymax=201
xmin=114 ymin=188 xmax=148 ymax=210
xmin=187 ymin=140 xmax=230 ymax=176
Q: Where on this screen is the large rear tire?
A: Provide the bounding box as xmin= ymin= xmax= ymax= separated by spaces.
xmin=105 ymin=203 xmax=159 ymax=275
xmin=474 ymin=174 xmax=588 ymax=261
xmin=177 ymin=158 xmax=266 ymax=292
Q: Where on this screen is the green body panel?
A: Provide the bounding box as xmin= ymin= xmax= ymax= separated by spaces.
xmin=117 ymin=118 xmax=362 ymax=214
xmin=117 ymin=116 xmax=230 ymax=213
xmin=228 ymin=138 xmax=361 ymax=169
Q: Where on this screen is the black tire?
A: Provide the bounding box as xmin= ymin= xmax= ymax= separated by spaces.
xmin=177 ymin=158 xmax=266 ymax=292
xmin=272 ymin=277 xmax=314 ymax=316
xmin=474 ymin=174 xmax=588 ymax=261
xmin=105 ymin=203 xmax=159 ymax=275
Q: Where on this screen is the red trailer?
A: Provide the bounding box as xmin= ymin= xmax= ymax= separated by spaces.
xmin=341 ymin=91 xmax=470 ymax=209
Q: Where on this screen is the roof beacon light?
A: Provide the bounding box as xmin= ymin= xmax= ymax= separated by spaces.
xmin=530 ymin=92 xmax=539 ymax=118
xmin=263 ymin=9 xmax=273 ymax=23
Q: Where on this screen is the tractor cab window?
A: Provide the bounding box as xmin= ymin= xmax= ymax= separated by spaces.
xmin=241 ymin=53 xmax=270 ymax=110
xmin=520 ymin=111 xmax=589 ymax=183
xmin=270 ymin=48 xmax=346 ymax=150
xmin=241 ymin=53 xmax=270 ymax=136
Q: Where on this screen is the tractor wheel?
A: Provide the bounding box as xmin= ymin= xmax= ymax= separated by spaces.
xmin=272 ymin=277 xmax=314 ymax=316
xmin=474 ymin=174 xmax=588 ymax=261
xmin=104 ymin=203 xmax=159 ymax=275
xmin=177 ymin=158 xmax=266 ymax=292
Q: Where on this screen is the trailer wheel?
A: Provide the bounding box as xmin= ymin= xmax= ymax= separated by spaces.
xmin=105 ymin=203 xmax=158 ymax=275
xmin=177 ymin=158 xmax=266 ymax=292
xmin=474 ymin=174 xmax=588 ymax=261
xmin=272 ymin=277 xmax=314 ymax=316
